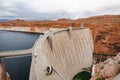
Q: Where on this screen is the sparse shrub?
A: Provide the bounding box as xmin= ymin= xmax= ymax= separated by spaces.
xmin=118 ymin=61 xmax=120 ymax=64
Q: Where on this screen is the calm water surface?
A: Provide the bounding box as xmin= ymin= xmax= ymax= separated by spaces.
xmin=0 ymin=30 xmax=40 ymax=80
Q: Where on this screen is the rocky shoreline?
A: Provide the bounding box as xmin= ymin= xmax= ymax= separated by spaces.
xmin=91 ymin=53 xmax=120 ymax=80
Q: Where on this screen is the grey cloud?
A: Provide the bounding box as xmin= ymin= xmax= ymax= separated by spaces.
xmin=0 ymin=0 xmax=16 ymax=16
xmin=75 ymin=5 xmax=120 ymax=19
xmin=0 ymin=0 xmax=72 ymax=20
xmin=0 ymin=0 xmax=120 ymax=20
xmin=94 ymin=5 xmax=120 ymax=15
xmin=0 ymin=0 xmax=86 ymax=20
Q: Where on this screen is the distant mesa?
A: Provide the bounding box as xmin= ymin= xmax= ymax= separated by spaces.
xmin=14 ymin=19 xmax=24 ymax=22
xmin=89 ymin=15 xmax=120 ymax=19
xmin=58 ymin=18 xmax=71 ymax=21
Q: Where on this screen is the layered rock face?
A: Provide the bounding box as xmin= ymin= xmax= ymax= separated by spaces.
xmin=86 ymin=15 xmax=120 ymax=55
xmin=0 ymin=15 xmax=120 ymax=55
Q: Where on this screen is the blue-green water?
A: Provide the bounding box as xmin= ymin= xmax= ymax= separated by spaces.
xmin=72 ymin=71 xmax=91 ymax=80
xmin=0 ymin=30 xmax=40 ymax=80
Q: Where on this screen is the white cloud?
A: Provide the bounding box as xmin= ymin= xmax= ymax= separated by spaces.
xmin=22 ymin=0 xmax=120 ymax=13
xmin=0 ymin=0 xmax=120 ymax=19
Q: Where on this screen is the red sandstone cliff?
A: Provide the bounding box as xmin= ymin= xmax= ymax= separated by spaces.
xmin=0 ymin=15 xmax=120 ymax=55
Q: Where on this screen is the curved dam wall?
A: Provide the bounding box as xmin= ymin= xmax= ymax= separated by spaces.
xmin=0 ymin=30 xmax=40 ymax=80
xmin=30 ymin=28 xmax=94 ymax=80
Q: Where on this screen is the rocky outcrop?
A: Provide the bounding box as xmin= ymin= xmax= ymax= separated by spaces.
xmin=0 ymin=60 xmax=10 ymax=80
xmin=0 ymin=15 xmax=120 ymax=55
xmin=91 ymin=53 xmax=120 ymax=80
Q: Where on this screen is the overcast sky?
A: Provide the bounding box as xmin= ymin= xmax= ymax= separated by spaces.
xmin=0 ymin=0 xmax=120 ymax=20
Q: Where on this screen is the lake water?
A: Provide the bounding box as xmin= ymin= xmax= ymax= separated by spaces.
xmin=0 ymin=30 xmax=40 ymax=80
